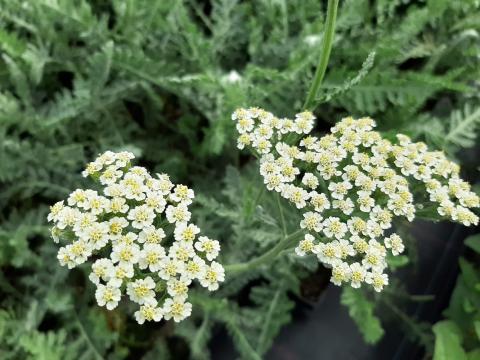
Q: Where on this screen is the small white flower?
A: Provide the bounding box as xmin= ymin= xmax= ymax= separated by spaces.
xmin=156 ymin=173 xmax=174 ymax=195
xmin=357 ymin=191 xmax=375 ymax=213
xmin=158 ymin=258 xmax=184 ymax=281
xmin=264 ymin=173 xmax=283 ymax=191
xmin=48 ymin=201 xmax=65 ymax=222
xmin=138 ymin=226 xmax=166 ymax=244
xmin=362 ymin=247 xmax=386 ymax=271
xmin=121 ymin=173 xmax=147 ymax=201
xmin=282 ymin=185 xmax=310 ymax=209
xmin=67 ymin=189 xmax=88 ymax=207
xmin=254 ymin=124 xmax=274 ymax=140
xmin=57 ymin=246 xmax=76 ymax=268
xmin=103 ymin=184 xmax=125 ymax=198
xmin=366 ymin=220 xmax=384 ymax=239
xmin=294 ymin=112 xmax=315 ymax=134
xmin=371 ymin=206 xmax=393 ymax=230
xmin=108 ymin=263 xmax=134 ymax=287
xmin=163 ymin=298 xmax=192 ymax=322
xmin=331 ymin=261 xmax=351 ymax=286
xmin=174 ymin=223 xmax=200 ymax=242
xmin=117 ymin=232 xmax=138 ymax=245
xmin=300 ymin=212 xmax=323 ymax=233
xmin=384 ymin=233 xmax=404 ymax=256
xmin=328 ymin=181 xmax=352 ymax=200
xmin=302 ymin=173 xmax=319 ymax=189
xmin=114 ymin=151 xmax=135 ymax=167
xmin=144 ymin=192 xmax=167 ymax=212
xmin=169 ymin=241 xmax=195 ymax=262
xmin=349 ymin=263 xmax=367 ymax=288
xmin=279 ymin=162 xmax=300 ymax=183
xmin=99 ymin=165 xmax=123 ymax=185
xmin=127 ymin=205 xmax=155 ymax=229
xmin=112 ymin=242 xmax=141 ymax=265
xmin=366 ymin=272 xmax=389 ymax=292
xmin=199 ymin=261 xmax=225 ymax=291
xmin=83 ymin=222 xmax=109 ymax=250
xmin=138 ymin=243 xmax=166 ymax=272
xmin=355 ymin=174 xmax=376 ymax=193
xmin=309 ymin=192 xmax=330 ymax=212
xmin=295 ymin=234 xmax=316 ymax=256
xmin=95 ymin=284 xmax=121 ymax=310
xmin=89 ymin=258 xmax=114 ymax=284
xmin=167 ymin=278 xmax=191 ymax=300
xmin=170 ymin=185 xmax=195 ymax=205
xmin=69 ymin=240 xmax=92 ymax=266
xmin=322 ymin=217 xmax=347 ymax=240
xmin=73 ymin=212 xmax=97 ymax=235
xmin=252 ymin=135 xmax=272 ymax=154
xmin=166 ymin=204 xmax=191 ymax=225
xmin=134 ymin=301 xmax=163 ymax=324
xmin=56 ymin=206 xmax=81 ymax=229
xmin=127 ymin=277 xmax=156 ymax=305
xmin=314 ymin=242 xmax=341 ymax=265
xmin=337 ymin=239 xmax=356 ymax=259
xmin=347 ymin=217 xmax=367 ymax=236
xmin=299 ymin=135 xmax=318 ymax=150
xmin=184 ymin=256 xmax=207 ymax=280
xmin=332 ymin=198 xmax=354 ymax=215
xmin=82 ymin=161 xmax=102 ymax=177
xmin=194 ymin=236 xmax=220 ymax=261
xmin=84 ymin=194 xmax=109 ymax=215
xmin=51 ymin=226 xmax=61 ymax=243
xmin=107 ymin=217 xmax=129 ymax=240
xmin=237 ymin=133 xmax=253 ymax=149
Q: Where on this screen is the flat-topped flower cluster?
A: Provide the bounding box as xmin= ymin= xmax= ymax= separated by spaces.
xmin=48 ymin=151 xmax=224 ymax=324
xmin=232 ymin=107 xmax=479 ymax=291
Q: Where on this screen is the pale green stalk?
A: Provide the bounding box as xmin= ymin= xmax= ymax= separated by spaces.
xmin=225 ymin=230 xmax=304 ymax=275
xmin=303 ymin=0 xmax=339 ymax=111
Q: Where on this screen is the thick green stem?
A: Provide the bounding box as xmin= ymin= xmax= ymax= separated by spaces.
xmin=303 ymin=0 xmax=339 ymax=111
xmin=225 ymin=230 xmax=305 ymax=275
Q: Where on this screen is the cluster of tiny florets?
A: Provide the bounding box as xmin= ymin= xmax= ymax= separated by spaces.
xmin=48 ymin=151 xmax=224 ymax=324
xmin=232 ymin=108 xmax=479 ymax=292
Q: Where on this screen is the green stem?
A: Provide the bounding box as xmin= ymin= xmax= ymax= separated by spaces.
xmin=247 ymin=185 xmax=265 ymax=220
xmin=253 ymin=186 xmax=265 ymax=208
xmin=276 ymin=192 xmax=287 ymax=236
xmin=225 ymin=229 xmax=305 ymax=275
xmin=75 ymin=311 xmax=104 ymax=360
xmin=303 ymin=0 xmax=339 ymax=111
xmin=381 ymin=298 xmax=431 ymax=345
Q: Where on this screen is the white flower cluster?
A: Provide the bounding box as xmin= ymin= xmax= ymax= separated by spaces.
xmin=48 ymin=151 xmax=224 ymax=324
xmin=232 ymin=107 xmax=479 ymax=292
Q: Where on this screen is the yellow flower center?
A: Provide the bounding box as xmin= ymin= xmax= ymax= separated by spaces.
xmin=146 ymin=252 xmax=159 ymax=264
xmin=134 ymin=285 xmax=149 ymax=298
xmin=120 ymin=248 xmax=133 ymax=261
xmin=182 ymin=228 xmax=195 ymax=241
xmin=205 ymin=269 xmax=217 ymax=283
xmin=103 ymin=289 xmax=114 ymax=302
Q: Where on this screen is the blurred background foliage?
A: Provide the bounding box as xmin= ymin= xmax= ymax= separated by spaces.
xmin=0 ymin=0 xmax=479 ymax=359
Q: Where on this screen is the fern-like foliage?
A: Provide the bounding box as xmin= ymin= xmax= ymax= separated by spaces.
xmin=444 ymin=103 xmax=480 ymax=149
xmin=0 ymin=0 xmax=479 ymax=358
xmin=340 ymin=287 xmax=385 ymax=344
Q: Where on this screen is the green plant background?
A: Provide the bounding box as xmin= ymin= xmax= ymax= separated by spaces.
xmin=0 ymin=0 xmax=479 ymax=359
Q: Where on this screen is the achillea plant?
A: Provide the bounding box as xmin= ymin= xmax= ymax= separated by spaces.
xmin=232 ymin=107 xmax=479 ymax=291
xmin=48 ymin=151 xmax=224 ymax=324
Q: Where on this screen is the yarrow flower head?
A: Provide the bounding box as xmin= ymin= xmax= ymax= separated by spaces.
xmin=232 ymin=108 xmax=479 ymax=292
xmin=48 ymin=151 xmax=225 ymax=324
